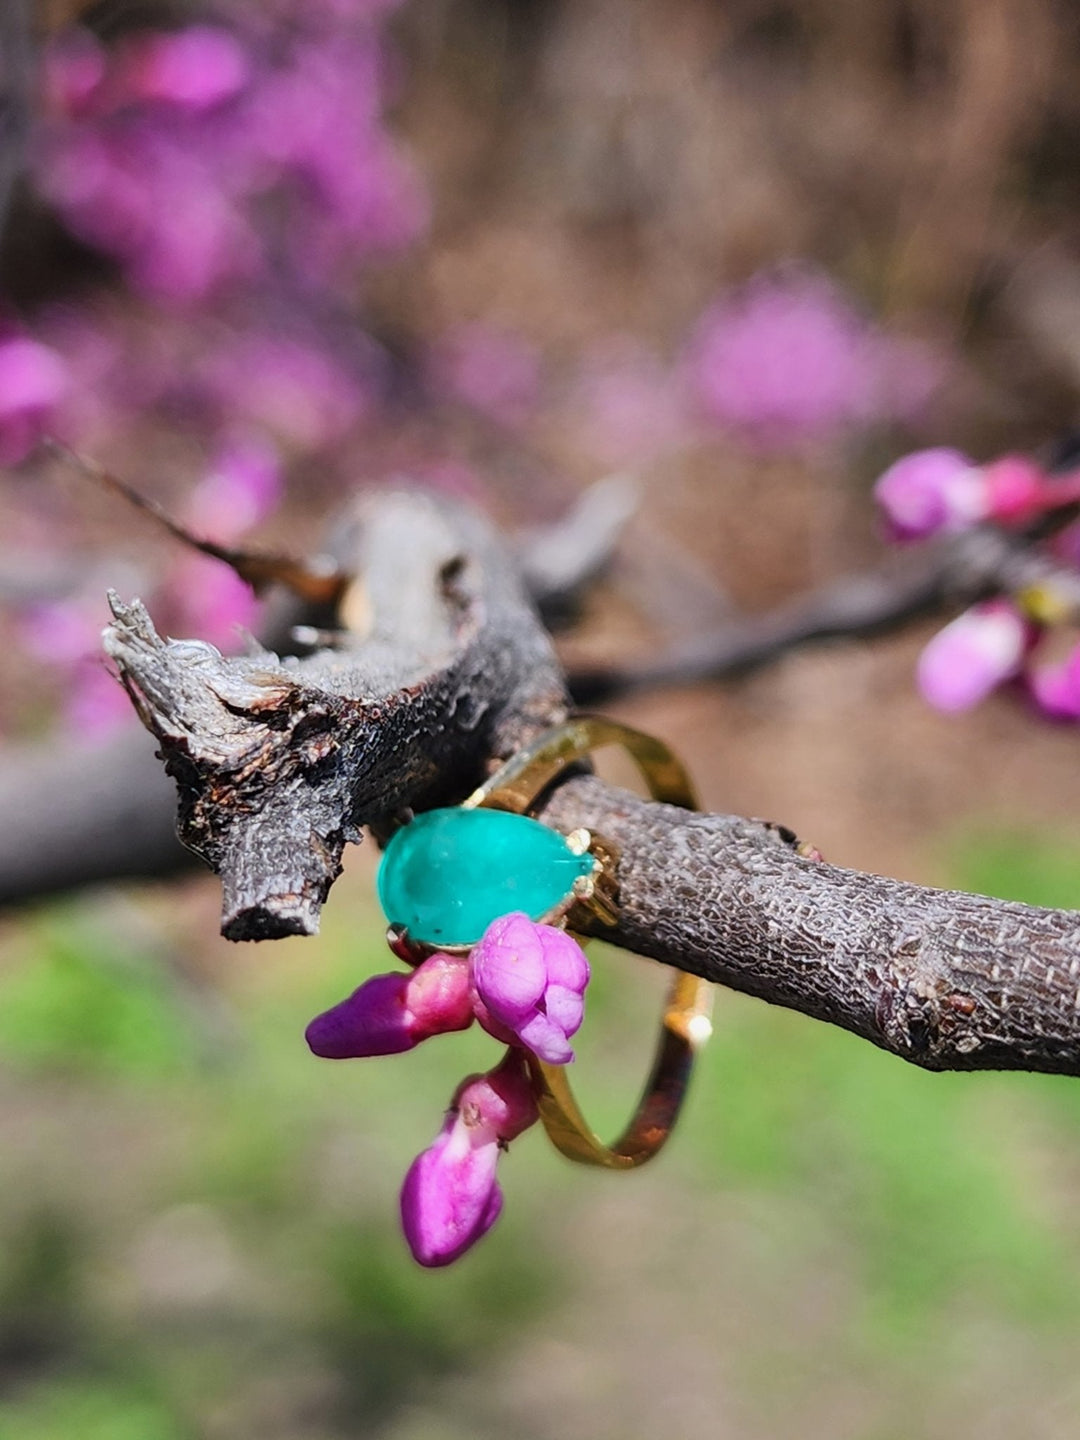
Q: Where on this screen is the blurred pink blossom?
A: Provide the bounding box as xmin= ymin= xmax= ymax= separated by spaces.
xmin=17 ymin=598 xmax=101 ymax=666
xmin=63 ymin=660 xmax=133 ymax=741
xmin=172 ymin=555 xmax=259 ymax=651
xmin=0 ymin=336 xmax=69 ymax=464
xmin=205 ymin=333 xmax=373 ymax=449
xmin=687 ymin=270 xmax=945 ymax=448
xmin=429 ymin=324 xmax=541 ymax=428
xmin=117 ymin=27 xmax=251 ymax=112
xmin=574 ymin=341 xmax=686 ymax=465
xmin=185 ymin=436 xmax=282 ymax=542
xmin=917 ymin=601 xmax=1033 ymax=713
xmin=1028 ymin=645 xmax=1080 ymax=722
xmin=39 ymin=14 xmax=426 ymax=307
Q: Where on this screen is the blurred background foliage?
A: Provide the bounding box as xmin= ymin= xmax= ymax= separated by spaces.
xmin=6 ymin=0 xmax=1080 ymax=1436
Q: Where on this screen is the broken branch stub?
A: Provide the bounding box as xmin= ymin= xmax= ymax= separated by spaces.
xmin=103 ymin=489 xmax=569 ymax=940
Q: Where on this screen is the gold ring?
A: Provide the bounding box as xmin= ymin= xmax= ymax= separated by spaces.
xmin=464 ymin=716 xmax=714 ymax=1170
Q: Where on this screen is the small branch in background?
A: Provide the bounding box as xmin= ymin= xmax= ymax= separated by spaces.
xmin=518 ymin=472 xmax=640 ymax=625
xmin=568 ymin=517 xmax=1080 ymax=702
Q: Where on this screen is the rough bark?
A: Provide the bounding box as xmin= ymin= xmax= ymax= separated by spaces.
xmin=103 ymin=487 xmax=568 ymax=940
xmin=541 ymin=777 xmax=1080 ymax=1075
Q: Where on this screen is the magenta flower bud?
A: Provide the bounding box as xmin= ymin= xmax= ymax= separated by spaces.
xmin=400 ymin=1120 xmax=503 ymax=1268
xmin=916 ymin=600 xmax=1032 ymax=713
xmin=469 ymin=913 xmax=589 ymax=1065
xmin=981 ymin=455 xmax=1049 ymax=525
xmin=875 ymin=448 xmax=984 ymax=542
xmin=305 ymin=954 xmax=472 ymax=1059
xmin=454 ymin=1049 xmax=539 ymax=1144
xmin=400 ymin=1052 xmax=538 ymax=1267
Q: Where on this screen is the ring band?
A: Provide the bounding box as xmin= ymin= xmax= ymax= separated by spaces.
xmin=465 ymin=716 xmax=714 ymax=1170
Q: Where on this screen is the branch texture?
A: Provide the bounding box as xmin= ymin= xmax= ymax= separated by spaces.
xmin=541 ymin=776 xmax=1080 ymax=1075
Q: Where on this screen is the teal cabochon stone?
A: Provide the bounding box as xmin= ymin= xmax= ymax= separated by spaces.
xmin=377 ymin=807 xmax=595 ymax=947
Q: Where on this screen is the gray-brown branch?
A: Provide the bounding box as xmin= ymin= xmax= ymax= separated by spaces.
xmin=103 ymin=488 xmax=568 ymax=940
xmin=94 ymin=484 xmax=1080 ymax=1076
xmin=541 ymin=777 xmax=1080 ymax=1076
xmin=569 ymin=517 xmax=1080 ymax=702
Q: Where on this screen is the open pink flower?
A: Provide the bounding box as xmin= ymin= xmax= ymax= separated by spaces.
xmin=306 ymin=953 xmax=473 ymax=1058
xmin=401 ymin=1052 xmax=538 ymax=1267
xmin=917 ymin=600 xmax=1034 ymax=713
xmin=469 ymin=913 xmax=589 ymax=1064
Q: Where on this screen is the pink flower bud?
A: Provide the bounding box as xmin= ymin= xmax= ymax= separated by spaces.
xmin=469 ymin=913 xmax=589 ymax=1065
xmin=874 ymin=448 xmax=983 ymax=541
xmin=305 ymin=954 xmax=473 ymax=1058
xmin=916 ymin=601 xmax=1032 ymax=713
xmin=400 ymin=1052 xmax=538 ymax=1267
xmin=400 ymin=1120 xmax=502 ymax=1268
xmin=981 ymin=455 xmax=1050 ymax=525
xmin=1027 ymin=644 xmax=1080 ymax=722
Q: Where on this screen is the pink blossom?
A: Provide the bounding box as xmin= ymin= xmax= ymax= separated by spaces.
xmin=428 ymin=324 xmax=541 ymax=428
xmin=63 ymin=660 xmax=133 ymax=741
xmin=574 ymin=341 xmax=686 ymax=465
xmin=1027 ymin=644 xmax=1080 ymax=722
xmin=0 ymin=336 xmax=69 ymax=464
xmin=305 ymin=954 xmax=473 ymax=1058
xmin=171 ymin=556 xmax=259 ymax=651
xmin=185 ymin=436 xmax=282 ymax=542
xmin=687 ymin=271 xmax=875 ymax=446
xmin=205 ymin=334 xmax=372 ymax=449
xmin=916 ymin=601 xmax=1033 ymax=713
xmin=17 ymin=599 xmax=101 ymax=666
xmin=874 ymin=448 xmax=983 ymax=542
xmin=400 ymin=1052 xmax=538 ymax=1267
xmin=469 ymin=913 xmax=589 ymax=1064
xmin=117 ymin=27 xmax=251 ymax=112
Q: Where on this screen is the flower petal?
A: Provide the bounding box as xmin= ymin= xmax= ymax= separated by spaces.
xmin=517 ymin=1011 xmax=574 ymax=1065
xmin=470 ymin=912 xmax=547 ymax=1022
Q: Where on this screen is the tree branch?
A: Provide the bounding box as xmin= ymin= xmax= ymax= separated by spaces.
xmin=568 ymin=519 xmax=1080 ymax=702
xmin=540 ymin=776 xmax=1080 ymax=1076
xmin=103 ymin=487 xmax=569 ymax=939
xmin=7 ymin=484 xmax=1080 ymax=1077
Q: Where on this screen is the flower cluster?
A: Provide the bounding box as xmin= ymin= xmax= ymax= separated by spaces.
xmin=2 ymin=1 xmax=426 ymax=740
xmin=306 ymin=912 xmax=590 ymax=1266
xmin=38 ymin=12 xmax=425 ymax=306
xmin=874 ymin=448 xmax=1080 ymax=717
xmin=686 ymin=270 xmax=943 ymax=449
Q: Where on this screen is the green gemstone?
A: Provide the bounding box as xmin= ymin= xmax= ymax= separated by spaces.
xmin=377 ymin=807 xmax=594 ymax=947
